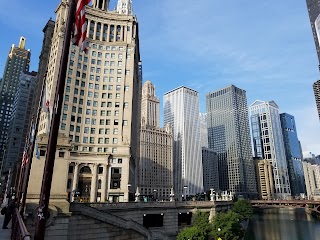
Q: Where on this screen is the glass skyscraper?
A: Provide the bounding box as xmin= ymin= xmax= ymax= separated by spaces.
xmin=280 ymin=113 xmax=306 ymax=196
xmin=250 ymin=100 xmax=291 ymax=199
xmin=206 ymin=85 xmax=257 ymax=198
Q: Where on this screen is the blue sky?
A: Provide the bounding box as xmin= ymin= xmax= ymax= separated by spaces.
xmin=0 ymin=0 xmax=319 ymax=154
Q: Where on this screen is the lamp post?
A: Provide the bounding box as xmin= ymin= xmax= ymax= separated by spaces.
xmin=217 ymin=228 xmax=222 ymax=240
xmin=153 ymin=189 xmax=158 ymax=201
xmin=183 ymin=186 xmax=188 ymax=201
xmin=127 ymin=184 xmax=131 ymax=202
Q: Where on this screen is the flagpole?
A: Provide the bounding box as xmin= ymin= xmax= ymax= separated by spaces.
xmin=18 ymin=72 xmax=47 ymax=216
xmin=34 ymin=0 xmax=76 ymax=239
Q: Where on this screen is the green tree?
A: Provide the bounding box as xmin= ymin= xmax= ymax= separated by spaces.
xmin=177 ymin=211 xmax=211 ymax=240
xmin=210 ymin=211 xmax=244 ymax=240
xmin=177 ymin=226 xmax=207 ymax=240
xmin=232 ymin=199 xmax=253 ymax=220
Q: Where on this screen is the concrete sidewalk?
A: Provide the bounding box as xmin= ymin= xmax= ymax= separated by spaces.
xmin=0 ymin=213 xmax=11 ymax=240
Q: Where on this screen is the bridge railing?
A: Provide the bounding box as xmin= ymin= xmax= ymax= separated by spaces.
xmin=82 ymin=200 xmax=233 ymax=210
xmin=11 ymin=208 xmax=31 ymax=240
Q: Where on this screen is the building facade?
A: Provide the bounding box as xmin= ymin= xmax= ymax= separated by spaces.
xmin=306 ymin=0 xmax=320 ymax=63
xmin=28 ymin=0 xmax=142 ymax=204
xmin=302 ymin=162 xmax=320 ymax=200
xmin=255 ymin=159 xmax=274 ymax=200
xmin=164 ymin=86 xmax=203 ymax=197
xmin=202 ymin=147 xmax=219 ymax=192
xmin=138 ymin=81 xmax=173 ymax=201
xmin=206 ymin=85 xmax=257 ymax=198
xmin=4 ymin=72 xmax=37 ymax=174
xmin=250 ymin=100 xmax=291 ymax=199
xmin=280 ymin=113 xmax=306 ymax=196
xmin=0 ymin=37 xmax=30 ymax=172
xmin=314 ymin=80 xmax=320 ymax=121
xmin=199 ymin=113 xmax=208 ymax=148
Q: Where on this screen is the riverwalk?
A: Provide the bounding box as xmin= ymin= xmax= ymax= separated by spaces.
xmin=0 ymin=214 xmax=11 ymax=239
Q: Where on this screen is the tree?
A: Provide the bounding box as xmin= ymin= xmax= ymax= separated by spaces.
xmin=210 ymin=211 xmax=244 ymax=240
xmin=232 ymin=199 xmax=253 ymax=220
xmin=177 ymin=226 xmax=207 ymax=240
xmin=177 ymin=211 xmax=210 ymax=240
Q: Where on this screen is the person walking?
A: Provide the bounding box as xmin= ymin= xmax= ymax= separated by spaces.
xmin=2 ymin=196 xmax=16 ymax=229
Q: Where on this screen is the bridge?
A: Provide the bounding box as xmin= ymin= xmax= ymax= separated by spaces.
xmin=23 ymin=200 xmax=233 ymax=240
xmin=250 ymin=200 xmax=320 ymax=215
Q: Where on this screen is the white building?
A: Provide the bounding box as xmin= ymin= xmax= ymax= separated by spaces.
xmin=303 ymin=162 xmax=320 ymax=200
xmin=28 ymin=0 xmax=141 ymax=204
xmin=164 ymin=86 xmax=203 ymax=198
xmin=250 ymin=100 xmax=291 ymax=199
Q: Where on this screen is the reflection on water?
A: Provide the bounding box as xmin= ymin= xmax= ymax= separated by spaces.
xmin=245 ymin=209 xmax=320 ymax=240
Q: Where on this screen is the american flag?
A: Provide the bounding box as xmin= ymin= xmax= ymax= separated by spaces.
xmin=21 ymin=146 xmax=29 ymax=168
xmin=72 ymin=0 xmax=91 ymax=52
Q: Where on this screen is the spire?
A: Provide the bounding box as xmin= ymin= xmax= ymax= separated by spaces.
xmin=116 ymin=0 xmax=132 ymax=15
xmin=19 ymin=37 xmax=26 ymax=49
xmin=92 ymin=0 xmax=109 ymax=11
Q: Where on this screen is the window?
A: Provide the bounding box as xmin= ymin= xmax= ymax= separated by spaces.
xmin=118 ymin=54 xmax=123 ymax=59
xmin=118 ymin=61 xmax=122 ymax=67
xmin=84 ymin=127 xmax=89 ymax=133
xmin=99 ymin=128 xmax=104 ymax=134
xmin=85 ymin=118 xmax=90 ymax=124
xmin=113 ymin=138 xmax=118 ymax=144
xmin=105 ymin=138 xmax=109 ymax=144
xmin=61 ymin=123 xmax=66 ymax=130
xmin=117 ymin=69 xmax=122 ymax=74
xmin=114 ymin=120 xmax=119 ymax=125
xmin=105 ymin=128 xmax=110 ymax=134
xmin=123 ymin=120 xmax=128 ymax=126
xmin=115 ymin=102 xmax=120 ymax=108
xmin=91 ymin=128 xmax=96 ymax=134
xmin=87 ymin=100 xmax=92 ymax=106
xmin=76 ymin=126 xmax=80 ymax=132
xmin=117 ymin=77 xmax=121 ymax=82
xmin=126 ymin=70 xmax=130 ymax=75
xmin=108 ymin=93 xmax=112 ymax=99
xmin=101 ymin=110 xmax=106 ymax=116
xmin=106 ymin=119 xmax=111 ymax=125
xmin=114 ymin=110 xmax=119 ymax=116
xmin=113 ymin=128 xmax=118 ymax=135
xmin=83 ymin=137 xmax=88 ymax=143
xmin=124 ymin=102 xmax=129 ymax=108
xmin=107 ymin=111 xmax=111 ymax=116
xmin=116 ymin=93 xmax=120 ymax=99
xmin=90 ymin=137 xmax=95 ymax=144
xmin=125 ymin=86 xmax=129 ymax=91
xmin=98 ymin=138 xmax=103 ymax=144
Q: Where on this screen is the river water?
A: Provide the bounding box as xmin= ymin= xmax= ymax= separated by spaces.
xmin=245 ymin=209 xmax=320 ymax=240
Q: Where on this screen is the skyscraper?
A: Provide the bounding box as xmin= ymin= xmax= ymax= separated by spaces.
xmin=28 ymin=0 xmax=141 ymax=203
xmin=4 ymin=72 xmax=37 ymax=175
xmin=306 ymin=0 xmax=320 ymax=63
xmin=306 ymin=1 xmax=320 ymax=121
xmin=0 ymin=37 xmax=30 ymax=170
xmin=250 ymin=100 xmax=291 ymax=199
xmin=199 ymin=113 xmax=208 ymax=148
xmin=202 ymin=147 xmax=219 ymax=192
xmin=314 ymin=80 xmax=320 ymax=121
xmin=164 ymin=86 xmax=203 ymax=197
xmin=139 ymin=81 xmax=173 ymax=200
xmin=207 ymin=85 xmax=257 ymax=198
xmin=280 ymin=113 xmax=306 ymax=196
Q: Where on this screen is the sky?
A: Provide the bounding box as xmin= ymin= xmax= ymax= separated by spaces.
xmin=0 ymin=0 xmax=319 ymax=155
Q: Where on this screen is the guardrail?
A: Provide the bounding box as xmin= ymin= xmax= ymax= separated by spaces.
xmin=11 ymin=208 xmax=31 ymax=240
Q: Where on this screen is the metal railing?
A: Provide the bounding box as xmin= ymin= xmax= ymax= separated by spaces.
xmin=11 ymin=208 xmax=31 ymax=240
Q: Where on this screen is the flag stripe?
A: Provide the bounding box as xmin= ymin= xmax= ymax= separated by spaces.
xmin=72 ymin=0 xmax=91 ymax=52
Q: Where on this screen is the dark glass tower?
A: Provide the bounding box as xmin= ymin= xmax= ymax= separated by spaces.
xmin=206 ymin=85 xmax=257 ymax=198
xmin=280 ymin=113 xmax=306 ymax=196
xmin=314 ymin=80 xmax=320 ymax=121
xmin=0 ymin=37 xmax=30 ymax=172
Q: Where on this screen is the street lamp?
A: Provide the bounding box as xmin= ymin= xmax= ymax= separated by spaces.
xmin=153 ymin=189 xmax=158 ymax=201
xmin=183 ymin=186 xmax=188 ymax=201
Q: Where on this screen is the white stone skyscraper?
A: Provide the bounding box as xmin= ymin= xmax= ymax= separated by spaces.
xmin=164 ymin=86 xmax=203 ymax=198
xmin=27 ymin=0 xmax=141 ymax=205
xmin=139 ymin=81 xmax=173 ymax=201
xmin=250 ymin=100 xmax=291 ymax=199
xmin=207 ymin=85 xmax=257 ymax=198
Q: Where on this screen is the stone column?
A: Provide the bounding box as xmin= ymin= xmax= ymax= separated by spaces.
xmin=113 ymin=25 xmax=117 ymax=42
xmin=90 ymin=164 xmax=98 ymax=202
xmin=101 ymin=165 xmax=107 ymax=202
xmin=71 ymin=163 xmax=79 ymax=202
xmin=100 ymin=23 xmax=103 ymax=41
xmin=87 ymin=19 xmax=91 ymax=38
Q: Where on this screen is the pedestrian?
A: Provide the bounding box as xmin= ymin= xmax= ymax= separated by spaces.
xmin=2 ymin=196 xmax=16 ymax=229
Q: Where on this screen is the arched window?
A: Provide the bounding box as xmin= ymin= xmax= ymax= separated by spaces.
xmin=80 ymin=166 xmax=92 ymax=174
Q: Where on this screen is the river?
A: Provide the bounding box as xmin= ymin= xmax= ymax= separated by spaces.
xmin=245 ymin=209 xmax=320 ymax=240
